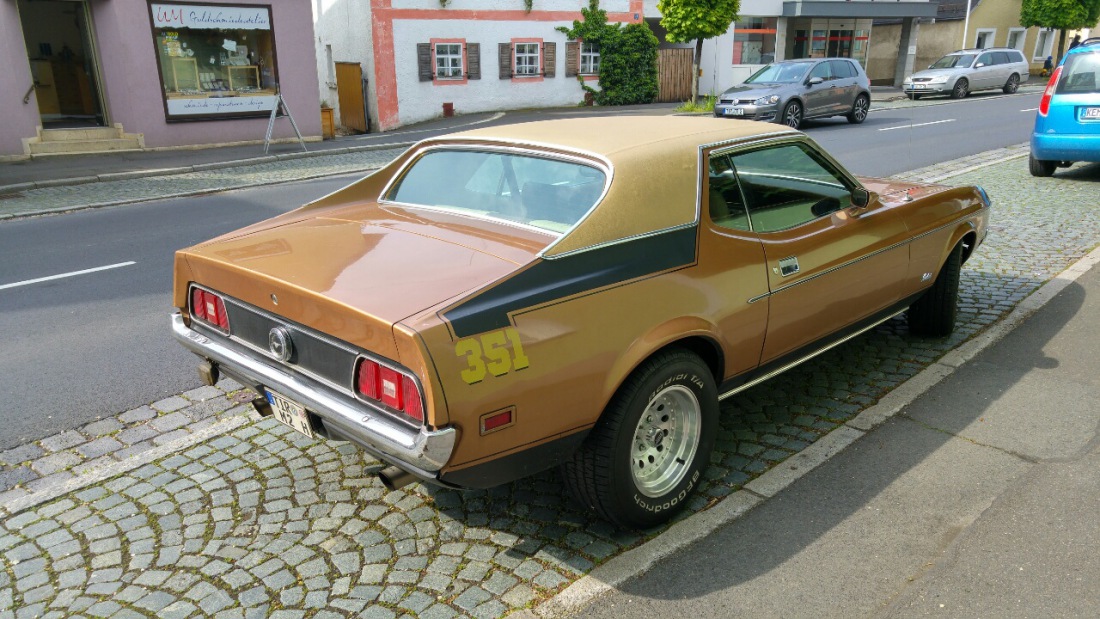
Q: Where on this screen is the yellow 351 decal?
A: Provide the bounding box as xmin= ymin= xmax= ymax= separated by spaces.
xmin=455 ymin=327 xmax=529 ymax=384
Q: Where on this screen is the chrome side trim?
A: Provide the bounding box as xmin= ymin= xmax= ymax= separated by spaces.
xmin=172 ymin=313 xmax=456 ymax=472
xmin=718 ymin=308 xmax=906 ymax=401
xmin=747 ymin=207 xmax=985 ymax=304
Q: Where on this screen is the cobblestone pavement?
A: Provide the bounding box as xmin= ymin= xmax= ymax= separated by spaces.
xmin=2 ymin=147 xmax=1100 ymax=618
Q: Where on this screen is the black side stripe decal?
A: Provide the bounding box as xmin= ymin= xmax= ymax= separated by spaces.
xmin=443 ymin=226 xmax=698 ymax=338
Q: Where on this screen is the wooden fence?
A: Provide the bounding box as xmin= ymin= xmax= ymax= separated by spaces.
xmin=658 ymin=48 xmax=693 ymax=103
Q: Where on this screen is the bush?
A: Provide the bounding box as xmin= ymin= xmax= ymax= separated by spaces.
xmin=558 ymin=0 xmax=659 ymax=106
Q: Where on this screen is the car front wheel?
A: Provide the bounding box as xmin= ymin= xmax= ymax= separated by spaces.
xmin=951 ymin=78 xmax=969 ymax=99
xmin=847 ymin=94 xmax=870 ymax=124
xmin=781 ymin=100 xmax=803 ymax=129
xmin=562 ymin=349 xmax=718 ymax=529
xmin=1003 ymin=73 xmax=1020 ymax=94
xmin=1029 ymin=154 xmax=1056 ymax=177
xmin=908 ymin=242 xmax=963 ymax=337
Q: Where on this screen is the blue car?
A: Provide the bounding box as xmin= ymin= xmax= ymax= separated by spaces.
xmin=1029 ymin=38 xmax=1100 ymax=176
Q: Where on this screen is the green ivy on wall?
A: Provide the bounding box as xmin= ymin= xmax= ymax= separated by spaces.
xmin=557 ymin=0 xmax=659 ymax=105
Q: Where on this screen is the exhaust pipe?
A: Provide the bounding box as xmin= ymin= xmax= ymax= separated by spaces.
xmin=378 ymin=465 xmax=417 ymax=491
xmin=198 ymin=360 xmax=220 ymax=386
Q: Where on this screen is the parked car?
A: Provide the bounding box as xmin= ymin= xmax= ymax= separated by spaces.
xmin=172 ymin=117 xmax=990 ymax=528
xmin=903 ymin=48 xmax=1030 ymax=99
xmin=1029 ymin=38 xmax=1100 ymax=176
xmin=713 ymin=58 xmax=871 ymax=129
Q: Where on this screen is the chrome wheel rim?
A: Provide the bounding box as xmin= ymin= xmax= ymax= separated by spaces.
xmin=784 ymin=104 xmax=801 ymax=128
xmin=1007 ymin=76 xmax=1019 ymax=92
xmin=954 ymin=81 xmax=967 ymax=97
xmin=853 ymin=97 xmax=868 ymax=121
xmin=631 ymin=385 xmax=702 ymax=498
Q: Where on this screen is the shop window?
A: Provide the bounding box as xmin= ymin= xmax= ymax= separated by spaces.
xmin=580 ymin=41 xmax=600 ymax=75
xmin=150 ymin=2 xmax=279 ymax=120
xmin=732 ymin=18 xmax=777 ymax=65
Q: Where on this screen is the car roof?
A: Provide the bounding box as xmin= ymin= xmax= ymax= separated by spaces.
xmin=437 ymin=116 xmax=799 ymax=256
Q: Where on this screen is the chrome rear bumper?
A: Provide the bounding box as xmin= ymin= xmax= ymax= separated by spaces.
xmin=171 ymin=312 xmax=456 ymax=476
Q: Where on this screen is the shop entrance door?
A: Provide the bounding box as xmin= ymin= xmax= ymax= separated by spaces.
xmin=18 ymin=0 xmax=107 ymax=128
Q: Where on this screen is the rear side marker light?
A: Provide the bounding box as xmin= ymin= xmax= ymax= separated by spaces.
xmin=480 ymin=407 xmax=515 ymax=435
xmin=189 ymin=287 xmax=229 ymax=332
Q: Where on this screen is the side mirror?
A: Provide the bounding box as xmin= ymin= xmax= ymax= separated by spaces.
xmin=807 ymin=76 xmax=824 ymax=86
xmin=851 ymin=187 xmax=872 ymax=209
xmin=975 ymin=62 xmax=985 ymax=68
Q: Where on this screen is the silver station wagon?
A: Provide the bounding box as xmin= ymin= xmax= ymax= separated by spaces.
xmin=904 ymin=48 xmax=1030 ymax=99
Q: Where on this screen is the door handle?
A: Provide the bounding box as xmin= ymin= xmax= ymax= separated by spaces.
xmin=778 ymin=256 xmax=800 ymax=277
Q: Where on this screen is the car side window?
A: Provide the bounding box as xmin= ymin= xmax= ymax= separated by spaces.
xmin=707 ymin=154 xmax=751 ymax=231
xmin=993 ymin=51 xmax=1010 ymax=65
xmin=727 ymin=143 xmax=853 ymax=233
xmin=830 ymin=60 xmax=855 ymax=79
xmin=977 ymin=52 xmax=994 ymax=66
xmin=809 ymin=62 xmax=831 ymax=81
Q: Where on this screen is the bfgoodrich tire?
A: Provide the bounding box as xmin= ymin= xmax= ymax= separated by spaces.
xmin=908 ymin=242 xmax=963 ymax=337
xmin=562 ymin=349 xmax=718 ymax=529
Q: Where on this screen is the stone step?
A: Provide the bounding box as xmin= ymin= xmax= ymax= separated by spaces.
xmin=28 ymin=137 xmax=143 ymax=155
xmin=39 ymin=127 xmax=121 ymax=142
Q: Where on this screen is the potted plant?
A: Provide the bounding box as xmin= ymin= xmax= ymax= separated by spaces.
xmin=320 ymin=100 xmax=335 ymax=140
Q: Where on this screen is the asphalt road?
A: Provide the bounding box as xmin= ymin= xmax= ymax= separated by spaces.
xmin=0 ymin=176 xmax=357 ymax=449
xmin=0 ymin=91 xmax=1042 ymax=449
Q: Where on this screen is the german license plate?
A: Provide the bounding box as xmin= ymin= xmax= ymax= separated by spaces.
xmin=1083 ymin=107 xmax=1100 ymax=119
xmin=913 ymin=84 xmax=925 ymax=90
xmin=266 ymin=390 xmax=314 ymax=438
xmin=725 ymin=107 xmax=744 ymax=116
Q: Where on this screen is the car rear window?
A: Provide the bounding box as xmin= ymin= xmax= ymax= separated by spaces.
xmin=1057 ymin=52 xmax=1100 ymax=94
xmin=385 ymin=149 xmax=607 ymax=234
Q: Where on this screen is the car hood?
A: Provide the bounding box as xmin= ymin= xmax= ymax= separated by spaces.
xmin=719 ymin=83 xmax=792 ymax=99
xmin=909 ymin=68 xmax=961 ymax=80
xmin=858 ymin=176 xmax=946 ymax=202
xmin=179 ymin=201 xmax=552 ymax=333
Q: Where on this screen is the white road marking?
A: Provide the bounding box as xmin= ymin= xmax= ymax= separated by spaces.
xmin=1021 ymin=107 xmax=1038 ymax=112
xmin=879 ymin=119 xmax=957 ymax=132
xmin=0 ymin=261 xmax=137 ymax=291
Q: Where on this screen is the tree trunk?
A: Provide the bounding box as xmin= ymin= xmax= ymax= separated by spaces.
xmin=691 ymin=38 xmax=704 ymax=103
xmin=1057 ymin=29 xmax=1067 ymax=63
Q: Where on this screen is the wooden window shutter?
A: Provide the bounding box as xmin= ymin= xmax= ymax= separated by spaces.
xmin=467 ymin=42 xmax=481 ymax=80
xmin=565 ymin=41 xmax=579 ymax=78
xmin=543 ymin=42 xmax=556 ymax=78
xmin=417 ymin=43 xmax=432 ymax=82
xmin=498 ymin=42 xmax=512 ymax=79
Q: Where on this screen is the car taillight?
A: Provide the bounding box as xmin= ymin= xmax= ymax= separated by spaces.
xmin=1038 ymin=66 xmax=1061 ymax=117
xmin=189 ymin=287 xmax=229 ymax=332
xmin=355 ymin=358 xmax=424 ymax=424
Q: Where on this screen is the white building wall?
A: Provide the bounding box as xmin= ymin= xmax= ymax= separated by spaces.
xmin=313 ymin=0 xmax=375 ymax=127
xmin=394 ymin=0 xmax=629 ymax=10
xmin=391 ymin=19 xmax=589 ymax=127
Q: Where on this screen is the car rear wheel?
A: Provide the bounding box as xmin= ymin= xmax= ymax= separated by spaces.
xmin=562 ymin=349 xmax=717 ymax=529
xmin=1029 ymin=154 xmax=1056 ymax=177
xmin=951 ymin=79 xmax=969 ymax=99
xmin=1003 ymin=73 xmax=1020 ymax=94
xmin=847 ymin=94 xmax=870 ymax=124
xmin=781 ymin=100 xmax=803 ymax=129
xmin=908 ymin=242 xmax=963 ymax=337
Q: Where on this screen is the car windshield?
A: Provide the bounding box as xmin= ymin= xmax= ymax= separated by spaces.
xmin=385 ymin=149 xmax=607 ymax=234
xmin=745 ymin=63 xmax=810 ymax=84
xmin=1057 ymin=51 xmax=1100 ymax=94
xmin=931 ymin=54 xmax=976 ymax=69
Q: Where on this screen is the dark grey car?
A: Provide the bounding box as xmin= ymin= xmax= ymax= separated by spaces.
xmin=713 ymin=58 xmax=872 ymax=129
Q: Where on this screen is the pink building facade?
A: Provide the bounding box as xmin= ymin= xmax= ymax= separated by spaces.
xmin=1 ymin=0 xmax=322 ymax=158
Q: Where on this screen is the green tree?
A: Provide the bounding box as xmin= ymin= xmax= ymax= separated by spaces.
xmin=1020 ymin=0 xmax=1100 ymax=61
xmin=657 ymin=0 xmax=740 ymax=102
xmin=559 ymin=0 xmax=659 ymax=105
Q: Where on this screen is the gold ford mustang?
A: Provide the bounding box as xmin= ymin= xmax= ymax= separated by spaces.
xmin=172 ymin=117 xmax=990 ymax=528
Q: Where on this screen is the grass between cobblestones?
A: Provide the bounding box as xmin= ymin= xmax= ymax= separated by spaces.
xmin=1 ymin=151 xmax=1098 ymax=618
